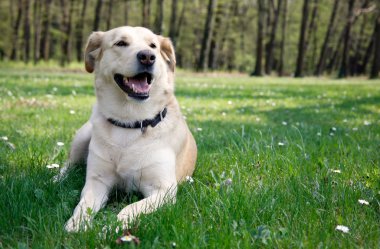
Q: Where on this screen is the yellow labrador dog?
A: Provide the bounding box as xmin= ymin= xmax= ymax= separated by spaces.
xmin=60 ymin=26 xmax=197 ymax=232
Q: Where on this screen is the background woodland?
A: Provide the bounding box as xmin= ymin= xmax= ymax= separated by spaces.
xmin=0 ymin=0 xmax=379 ymax=78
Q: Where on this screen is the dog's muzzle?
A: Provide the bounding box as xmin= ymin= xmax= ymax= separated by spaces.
xmin=114 ymin=72 xmax=153 ymax=100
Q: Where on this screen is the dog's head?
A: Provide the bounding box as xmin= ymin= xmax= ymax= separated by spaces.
xmin=84 ymin=26 xmax=176 ymax=102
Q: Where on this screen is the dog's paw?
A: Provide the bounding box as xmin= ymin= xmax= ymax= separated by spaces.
xmin=65 ymin=217 xmax=89 ymax=232
xmin=117 ymin=211 xmax=135 ymax=230
xmin=52 ymin=173 xmax=64 ymax=183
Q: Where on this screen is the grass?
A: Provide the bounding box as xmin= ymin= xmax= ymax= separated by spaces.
xmin=0 ymin=64 xmax=379 ymax=248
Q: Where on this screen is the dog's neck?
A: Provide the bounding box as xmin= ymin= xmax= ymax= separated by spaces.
xmin=107 ymin=107 xmax=167 ymax=133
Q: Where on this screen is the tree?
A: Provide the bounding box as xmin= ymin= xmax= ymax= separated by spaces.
xmin=142 ymin=0 xmax=151 ymax=28
xmin=33 ymin=0 xmax=42 ymax=64
xmin=23 ymin=0 xmax=31 ymax=63
xmin=265 ymin=0 xmax=281 ymax=75
xmin=168 ymin=0 xmax=178 ymax=46
xmin=60 ymin=0 xmax=74 ymax=66
xmin=294 ymin=0 xmax=310 ymax=77
xmin=10 ymin=0 xmax=23 ymax=60
xmin=208 ymin=1 xmax=225 ymax=70
xmin=370 ymin=13 xmax=380 ymax=79
xmin=338 ymin=0 xmax=355 ymax=78
xmin=278 ymin=0 xmax=288 ymax=76
xmin=75 ymin=0 xmax=88 ymax=62
xmin=106 ymin=0 xmax=114 ymax=30
xmin=40 ymin=0 xmax=53 ymax=61
xmin=315 ymin=0 xmax=340 ymax=76
xmin=304 ymin=0 xmax=319 ymax=73
xmin=124 ymin=0 xmax=130 ymax=25
xmin=154 ymin=0 xmax=164 ymax=34
xmin=93 ymin=0 xmax=104 ymax=31
xmin=197 ymin=0 xmax=217 ymax=71
xmin=251 ymin=0 xmax=265 ymax=76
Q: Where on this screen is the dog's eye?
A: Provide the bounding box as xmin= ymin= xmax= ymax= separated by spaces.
xmin=115 ymin=41 xmax=128 ymax=47
xmin=149 ymin=43 xmax=157 ymax=49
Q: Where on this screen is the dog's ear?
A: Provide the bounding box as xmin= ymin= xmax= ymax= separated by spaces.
xmin=84 ymin=31 xmax=104 ymax=73
xmin=158 ymin=36 xmax=176 ymax=71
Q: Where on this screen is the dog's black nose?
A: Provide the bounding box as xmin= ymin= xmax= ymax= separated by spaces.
xmin=137 ymin=50 xmax=156 ymax=66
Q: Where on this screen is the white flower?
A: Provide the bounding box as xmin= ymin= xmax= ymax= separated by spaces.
xmin=282 ymin=121 xmax=287 ymax=126
xmin=317 ymin=132 xmax=321 ymax=136
xmin=331 ymin=169 xmax=341 ymax=174
xmin=69 ymin=110 xmax=76 ymax=114
xmin=185 ymin=176 xmax=194 ymax=183
xmin=57 ymin=142 xmax=64 ymax=146
xmin=343 ymin=119 xmax=348 ymax=123
xmin=255 ymin=117 xmax=261 ymax=122
xmin=224 ymin=178 xmax=233 ymax=186
xmin=1 ymin=136 xmax=8 ymax=141
xmin=222 ymin=112 xmax=226 ymax=116
xmin=115 ymin=226 xmax=120 ymax=233
xmin=352 ymin=127 xmax=358 ymax=131
xmin=331 ymin=127 xmax=337 ymax=132
xmin=364 ymin=120 xmax=371 ymax=126
xmin=196 ymin=127 xmax=202 ymax=131
xmin=358 ymin=199 xmax=369 ymax=205
xmin=46 ymin=164 xmax=60 ymax=169
xmin=278 ymin=142 xmax=285 ymax=146
xmin=335 ymin=225 xmax=349 ymax=233
xmin=227 ymin=100 xmax=232 ymax=105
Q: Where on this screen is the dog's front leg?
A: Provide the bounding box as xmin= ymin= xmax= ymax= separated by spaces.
xmin=117 ymin=185 xmax=177 ymax=227
xmin=55 ymin=121 xmax=92 ymax=182
xmin=65 ymin=154 xmax=116 ymax=232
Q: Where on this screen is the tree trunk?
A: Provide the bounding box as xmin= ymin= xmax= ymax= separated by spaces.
xmin=208 ymin=1 xmax=224 ymax=70
xmin=278 ymin=0 xmax=288 ymax=76
xmin=142 ymin=0 xmax=151 ymax=28
xmin=60 ymin=0 xmax=74 ymax=66
xmin=124 ymin=0 xmax=129 ymax=25
xmin=303 ymin=0 xmax=319 ymax=73
xmin=197 ymin=0 xmax=217 ymax=71
xmin=251 ymin=0 xmax=265 ymax=76
xmin=265 ymin=0 xmax=281 ymax=75
xmin=40 ymin=0 xmax=53 ymax=61
xmin=168 ymin=0 xmax=178 ymax=46
xmin=76 ymin=0 xmax=88 ymax=62
xmin=10 ymin=0 xmax=23 ymax=60
xmin=106 ymin=0 xmax=114 ymax=30
xmin=294 ymin=0 xmax=310 ymax=78
xmin=352 ymin=0 xmax=370 ymax=75
xmin=175 ymin=0 xmax=188 ymax=39
xmin=370 ymin=14 xmax=380 ymax=79
xmin=33 ymin=0 xmax=42 ymax=64
xmin=93 ymin=0 xmax=104 ymax=31
xmin=359 ymin=26 xmax=375 ymax=74
xmin=153 ymin=0 xmax=164 ymax=34
xmin=23 ymin=0 xmax=31 ymax=63
xmin=338 ymin=0 xmax=355 ymax=78
xmin=315 ymin=0 xmax=339 ymax=76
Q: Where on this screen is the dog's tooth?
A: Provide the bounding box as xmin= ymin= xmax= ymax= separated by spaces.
xmin=132 ymin=84 xmax=135 ymax=92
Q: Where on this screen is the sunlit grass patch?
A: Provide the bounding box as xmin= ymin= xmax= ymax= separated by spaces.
xmin=0 ymin=67 xmax=379 ymax=248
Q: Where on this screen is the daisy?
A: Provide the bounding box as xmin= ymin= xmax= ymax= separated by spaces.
xmin=335 ymin=225 xmax=349 ymax=233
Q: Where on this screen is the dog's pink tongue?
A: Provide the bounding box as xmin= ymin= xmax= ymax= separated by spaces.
xmin=126 ymin=76 xmax=150 ymax=93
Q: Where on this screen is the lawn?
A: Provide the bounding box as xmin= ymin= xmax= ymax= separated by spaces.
xmin=0 ymin=65 xmax=379 ymax=248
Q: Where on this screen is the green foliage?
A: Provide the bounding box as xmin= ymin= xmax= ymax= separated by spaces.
xmin=0 ymin=66 xmax=379 ymax=248
xmin=0 ymin=0 xmax=378 ymax=76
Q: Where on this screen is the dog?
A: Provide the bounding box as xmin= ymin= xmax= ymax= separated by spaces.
xmin=59 ymin=26 xmax=197 ymax=232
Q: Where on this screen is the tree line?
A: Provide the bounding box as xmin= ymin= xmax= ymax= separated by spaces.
xmin=0 ymin=0 xmax=379 ymax=78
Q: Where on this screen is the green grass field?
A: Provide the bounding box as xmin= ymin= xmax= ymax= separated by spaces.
xmin=0 ymin=65 xmax=379 ymax=248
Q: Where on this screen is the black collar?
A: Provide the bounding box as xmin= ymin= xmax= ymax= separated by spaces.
xmin=107 ymin=108 xmax=167 ymax=133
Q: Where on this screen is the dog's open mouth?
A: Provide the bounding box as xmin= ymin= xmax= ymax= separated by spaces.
xmin=114 ymin=72 xmax=153 ymax=100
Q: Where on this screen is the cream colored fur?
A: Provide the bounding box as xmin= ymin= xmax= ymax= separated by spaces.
xmin=59 ymin=26 xmax=197 ymax=232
